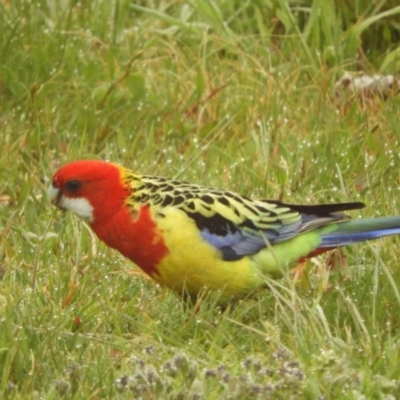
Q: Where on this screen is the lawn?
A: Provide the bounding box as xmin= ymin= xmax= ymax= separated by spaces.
xmin=1 ymin=1 xmax=400 ymax=398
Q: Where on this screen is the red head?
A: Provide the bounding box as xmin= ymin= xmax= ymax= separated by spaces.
xmin=49 ymin=160 xmax=168 ymax=276
xmin=49 ymin=160 xmax=130 ymax=225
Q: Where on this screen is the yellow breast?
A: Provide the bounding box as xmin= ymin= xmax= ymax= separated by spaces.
xmin=152 ymin=207 xmax=266 ymax=302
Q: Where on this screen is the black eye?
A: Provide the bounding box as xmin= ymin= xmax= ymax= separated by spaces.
xmin=65 ymin=180 xmax=82 ymax=192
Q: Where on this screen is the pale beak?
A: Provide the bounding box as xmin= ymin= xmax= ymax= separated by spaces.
xmin=48 ymin=183 xmax=61 ymax=206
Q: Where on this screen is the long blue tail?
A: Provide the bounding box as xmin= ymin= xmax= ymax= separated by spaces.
xmin=319 ymin=216 xmax=400 ymax=248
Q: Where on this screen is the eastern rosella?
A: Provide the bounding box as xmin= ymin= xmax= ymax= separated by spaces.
xmin=48 ymin=160 xmax=400 ymax=303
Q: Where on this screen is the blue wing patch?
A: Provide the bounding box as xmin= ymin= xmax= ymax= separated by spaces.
xmin=192 ymin=211 xmax=302 ymax=261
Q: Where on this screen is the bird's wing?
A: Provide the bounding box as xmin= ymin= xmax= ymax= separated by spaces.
xmin=129 ymin=175 xmax=365 ymax=261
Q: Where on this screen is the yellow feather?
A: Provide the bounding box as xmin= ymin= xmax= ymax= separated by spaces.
xmin=153 ymin=207 xmax=266 ymax=302
xmin=151 ymin=207 xmax=322 ymax=303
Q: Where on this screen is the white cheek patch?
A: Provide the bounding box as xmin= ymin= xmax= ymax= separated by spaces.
xmin=59 ymin=197 xmax=94 ymax=222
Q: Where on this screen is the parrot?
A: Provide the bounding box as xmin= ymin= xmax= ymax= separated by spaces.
xmin=48 ymin=160 xmax=400 ymax=304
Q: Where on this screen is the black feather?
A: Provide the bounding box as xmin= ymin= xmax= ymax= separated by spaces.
xmin=264 ymin=200 xmax=365 ymax=216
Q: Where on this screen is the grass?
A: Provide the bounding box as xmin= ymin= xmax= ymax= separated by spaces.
xmin=1 ymin=0 xmax=400 ymax=398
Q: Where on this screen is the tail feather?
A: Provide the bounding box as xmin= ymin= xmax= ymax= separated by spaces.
xmin=319 ymin=216 xmax=400 ymax=248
